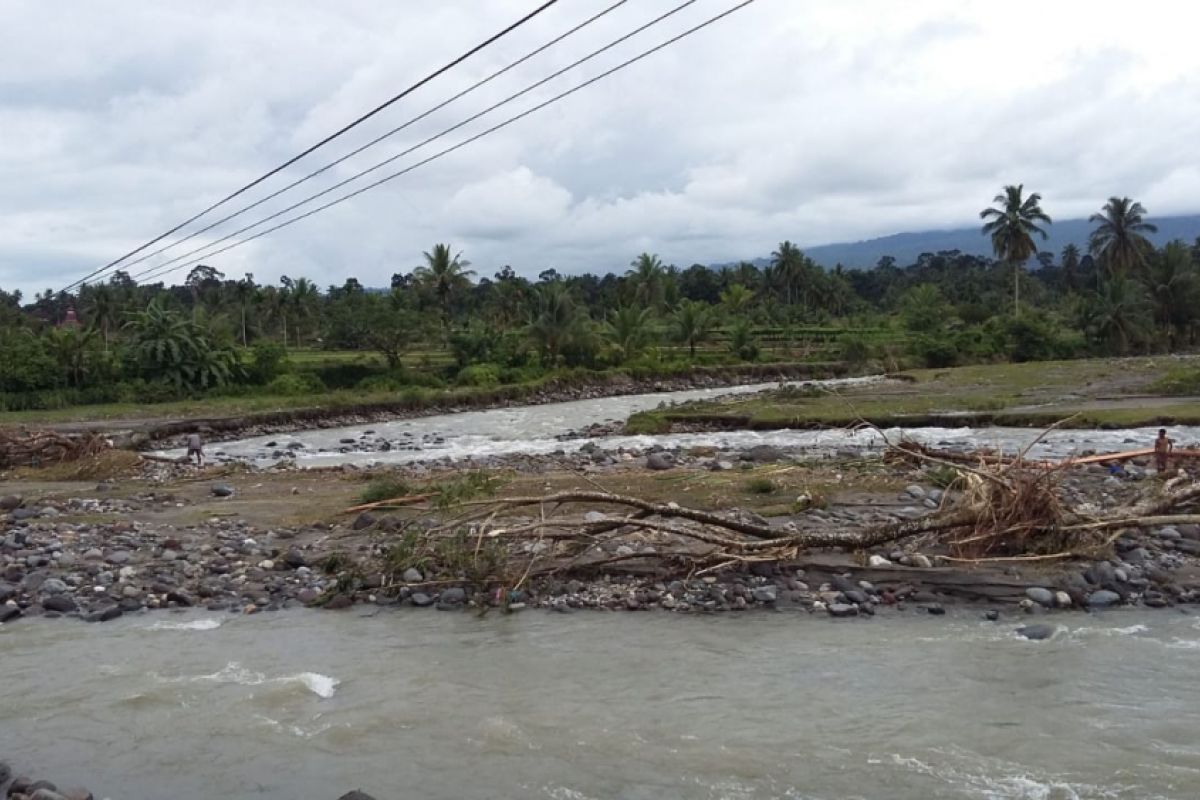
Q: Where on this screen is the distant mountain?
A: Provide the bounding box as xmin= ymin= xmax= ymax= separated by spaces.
xmin=741 ymin=214 xmax=1200 ymax=270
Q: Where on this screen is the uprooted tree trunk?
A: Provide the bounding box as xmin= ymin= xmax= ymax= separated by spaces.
xmin=0 ymin=430 xmax=111 ymax=470
xmin=368 ymin=438 xmax=1200 ymax=587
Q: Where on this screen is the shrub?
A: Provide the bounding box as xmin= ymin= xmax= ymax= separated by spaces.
xmin=0 ymin=331 xmax=61 ymax=393
xmin=267 ymin=373 xmax=325 ymax=396
xmin=743 ymin=477 xmax=778 ymax=494
xmin=360 ymin=475 xmax=414 ymax=504
xmin=456 ymin=363 xmax=501 ymax=387
xmin=247 ymin=340 xmax=289 ymax=384
xmin=838 ymin=334 xmax=871 ymax=366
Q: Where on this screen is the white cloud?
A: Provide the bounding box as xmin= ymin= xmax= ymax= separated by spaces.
xmin=2 ymin=0 xmax=1200 ymax=294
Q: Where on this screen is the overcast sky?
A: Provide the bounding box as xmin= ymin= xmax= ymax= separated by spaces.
xmin=2 ymin=0 xmax=1198 ymax=295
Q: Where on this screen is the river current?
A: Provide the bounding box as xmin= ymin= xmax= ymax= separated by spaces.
xmin=159 ymin=378 xmax=1200 ymax=467
xmin=3 ymin=608 xmax=1199 ymax=799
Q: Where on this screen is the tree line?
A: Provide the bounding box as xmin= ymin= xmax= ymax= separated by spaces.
xmin=2 ymin=188 xmax=1198 ymax=410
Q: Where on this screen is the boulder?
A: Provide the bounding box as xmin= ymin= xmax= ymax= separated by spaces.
xmin=43 ymin=594 xmax=78 ymax=613
xmin=1087 ymin=589 xmax=1122 ymax=608
xmin=1017 ymin=623 xmax=1056 ymax=641
xmin=1024 ymin=587 xmax=1055 ymax=607
xmin=282 ymin=549 xmax=307 ymax=569
xmin=826 ymin=602 xmax=858 ymax=618
xmin=351 ymin=513 xmax=377 ymax=531
xmin=0 ymin=494 xmax=22 ymax=510
xmin=742 ymin=444 xmax=784 ymax=463
xmin=410 ymin=592 xmax=434 ymax=607
xmin=750 ymin=585 xmax=778 ymax=603
xmin=211 ymin=484 xmax=235 ymax=498
xmin=401 ymin=567 xmax=424 ymax=583
xmin=645 ymin=452 xmax=674 ymax=471
xmin=437 ymin=587 xmax=466 ymax=608
xmin=0 ymin=605 xmax=21 ymax=623
xmin=337 ymin=792 xmax=379 ymax=800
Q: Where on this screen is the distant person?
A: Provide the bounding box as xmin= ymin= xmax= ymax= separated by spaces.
xmin=1154 ymin=428 xmax=1174 ymax=474
xmin=186 ymin=432 xmax=204 ymax=466
xmin=1107 ymin=462 xmax=1127 ymax=479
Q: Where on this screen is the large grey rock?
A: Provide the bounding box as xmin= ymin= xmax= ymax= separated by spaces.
xmin=827 ymin=602 xmax=859 ymax=618
xmin=40 ymin=578 xmax=68 ymax=595
xmin=31 ymin=788 xmax=69 ymax=800
xmin=0 ymin=605 xmax=21 ymax=623
xmin=1017 ymin=623 xmax=1056 ymax=641
xmin=337 ymin=792 xmax=378 ymax=800
xmin=437 ymin=587 xmax=466 ymax=608
xmin=0 ymin=582 xmax=15 ymax=603
xmin=1087 ymin=589 xmax=1122 ymax=608
xmin=410 ymin=592 xmax=434 ymax=607
xmin=742 ymin=444 xmax=784 ymax=463
xmin=645 ymin=452 xmax=674 ymax=471
xmin=401 ymin=567 xmax=423 ymax=583
xmin=751 ymin=585 xmax=778 ymax=603
xmin=43 ymin=594 xmax=78 ymax=613
xmin=0 ymin=494 xmax=22 ymax=510
xmin=211 ymin=484 xmax=235 ymax=498
xmin=351 ymin=512 xmax=377 ymax=530
xmin=904 ymin=484 xmax=927 ymax=499
xmin=1024 ymin=587 xmax=1055 ymax=607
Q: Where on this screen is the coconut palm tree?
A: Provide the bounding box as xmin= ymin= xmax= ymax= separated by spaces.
xmin=604 ymin=305 xmax=654 ymax=363
xmin=1086 ymin=275 xmax=1152 ymax=355
xmin=770 ymin=241 xmax=805 ymax=306
xmin=413 ymin=243 xmax=474 ymax=330
xmin=1089 ymin=196 xmax=1158 ymax=278
xmin=527 ymin=282 xmax=583 ymax=366
xmin=1143 ymin=240 xmax=1200 ymax=349
xmin=719 ymin=284 xmax=754 ymax=317
xmin=979 ymin=184 xmax=1052 ymax=315
xmin=626 ymin=253 xmax=666 ymax=309
xmin=290 ymin=277 xmax=319 ymax=348
xmin=673 ymin=300 xmax=716 ymax=358
xmin=232 ymin=273 xmax=257 ymax=347
xmin=1060 ymin=243 xmax=1081 ymax=292
xmin=81 ymin=282 xmax=119 ymax=352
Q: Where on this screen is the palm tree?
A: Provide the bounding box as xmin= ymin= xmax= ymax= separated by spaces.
xmin=1060 ymin=243 xmax=1081 ymax=292
xmin=626 ymin=253 xmax=665 ymax=309
xmin=673 ymin=300 xmax=715 ymax=358
xmin=604 ymin=305 xmax=654 ymax=363
xmin=770 ymin=241 xmax=805 ymax=306
xmin=413 ymin=243 xmax=475 ymax=329
xmin=124 ymin=299 xmax=238 ymax=391
xmin=1089 ymin=196 xmax=1158 ymax=278
xmin=45 ymin=326 xmax=98 ymax=388
xmin=527 ymin=282 xmax=583 ymax=366
xmin=232 ymin=273 xmax=257 ymax=347
xmin=719 ymin=284 xmax=754 ymax=317
xmin=81 ymin=282 xmax=119 ymax=352
xmin=1086 ymin=275 xmax=1152 ymax=355
xmin=290 ymin=277 xmax=318 ymax=348
xmin=979 ymin=184 xmax=1052 ymax=315
xmin=1143 ymin=240 xmax=1200 ymax=349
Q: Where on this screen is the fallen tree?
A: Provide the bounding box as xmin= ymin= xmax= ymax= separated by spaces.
xmin=0 ymin=429 xmax=111 ymax=470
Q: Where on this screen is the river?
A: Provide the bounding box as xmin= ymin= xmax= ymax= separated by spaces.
xmin=3 ymin=608 xmax=1199 ymax=799
xmin=156 ymin=379 xmax=1200 ymax=467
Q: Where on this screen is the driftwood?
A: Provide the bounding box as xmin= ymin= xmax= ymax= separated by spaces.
xmin=343 ymin=493 xmax=434 ymax=514
xmin=0 ymin=429 xmax=110 ymax=469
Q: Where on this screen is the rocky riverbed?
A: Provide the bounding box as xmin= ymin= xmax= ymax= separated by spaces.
xmin=3 ymin=440 xmax=1200 ymax=627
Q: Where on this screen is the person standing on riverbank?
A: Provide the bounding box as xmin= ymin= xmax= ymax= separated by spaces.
xmin=186 ymin=432 xmax=205 ymax=467
xmin=1155 ymin=428 xmax=1174 ymax=474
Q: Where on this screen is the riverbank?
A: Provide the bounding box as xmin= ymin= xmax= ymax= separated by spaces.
xmin=625 ymin=356 xmax=1200 ymax=433
xmin=3 ymin=443 xmax=1198 ymax=627
xmin=0 ymin=361 xmax=852 ymax=447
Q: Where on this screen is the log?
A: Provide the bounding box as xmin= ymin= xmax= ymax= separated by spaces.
xmin=343 ymin=493 xmax=434 ymax=514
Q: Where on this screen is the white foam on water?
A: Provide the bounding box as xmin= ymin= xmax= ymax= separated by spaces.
xmin=1164 ymin=638 xmax=1200 ymax=651
xmin=1067 ymin=623 xmax=1149 ymax=640
xmin=885 ymin=752 xmax=1145 ymax=800
xmin=145 ymin=618 xmax=223 ymax=631
xmin=154 ymin=661 xmax=339 ymax=698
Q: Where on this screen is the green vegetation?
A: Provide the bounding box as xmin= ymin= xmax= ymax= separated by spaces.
xmin=4 ymin=188 xmax=1199 ymax=423
xmin=630 ymin=356 xmax=1200 ymax=431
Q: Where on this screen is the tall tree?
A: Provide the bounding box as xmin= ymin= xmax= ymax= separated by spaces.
xmin=1060 ymin=243 xmax=1081 ymax=292
xmin=672 ymin=300 xmax=715 ymax=358
xmin=1089 ymin=196 xmax=1158 ymax=278
xmin=232 ymin=272 xmax=257 ymax=347
xmin=769 ymin=241 xmax=805 ymax=306
xmin=626 ymin=253 xmax=666 ymax=309
xmin=979 ymin=184 xmax=1052 ymax=315
xmin=81 ymin=282 xmax=119 ymax=352
xmin=413 ymin=243 xmax=474 ymax=330
xmin=604 ymin=305 xmax=654 ymax=363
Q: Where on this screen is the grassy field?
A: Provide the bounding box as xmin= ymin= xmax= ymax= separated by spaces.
xmin=628 ymin=356 xmax=1200 ymax=432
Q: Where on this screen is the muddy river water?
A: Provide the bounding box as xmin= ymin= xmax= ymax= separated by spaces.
xmin=2 ymin=608 xmax=1199 ymax=799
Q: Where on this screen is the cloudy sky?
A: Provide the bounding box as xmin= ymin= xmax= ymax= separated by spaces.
xmin=2 ymin=0 xmax=1198 ymax=295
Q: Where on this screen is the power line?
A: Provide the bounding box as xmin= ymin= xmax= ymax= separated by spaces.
xmin=61 ymin=0 xmax=561 ymax=293
xmin=113 ymin=0 xmax=632 ymax=278
xmin=132 ymin=0 xmax=712 ymax=284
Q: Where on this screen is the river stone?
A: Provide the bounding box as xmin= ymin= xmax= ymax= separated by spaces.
xmin=1054 ymin=591 xmax=1073 ymax=608
xmin=867 ymin=554 xmax=891 ymax=567
xmin=211 ymin=484 xmax=235 ymax=498
xmin=909 ymin=554 xmax=933 ymax=569
xmin=0 ymin=494 xmax=22 ymax=510
xmin=843 ymin=589 xmax=870 ymax=605
xmin=297 ymin=588 xmax=320 ymax=604
xmin=904 ymin=484 xmax=927 ymax=499
xmin=438 ymin=587 xmax=466 ymax=608
xmin=337 ymin=792 xmax=379 ymax=800
xmin=62 ymin=789 xmax=94 ymax=800
xmin=1017 ymin=623 xmax=1056 ymax=641
xmin=351 ymin=512 xmax=377 ymax=530
xmin=827 ymin=602 xmax=858 ymax=618
xmin=645 ymin=452 xmax=674 ymax=471
xmin=743 ymin=444 xmax=784 ymax=462
xmin=85 ymin=605 xmax=123 ymax=623
xmin=325 ymin=594 xmax=353 ymax=610
xmin=401 ymin=567 xmax=424 ymax=583
xmin=31 ymin=788 xmax=69 ymax=800
xmin=0 ymin=605 xmax=21 ymax=623
xmin=1024 ymin=587 xmax=1055 ymax=607
xmin=751 ymin=585 xmax=778 ymax=603
xmin=43 ymin=594 xmax=78 ymax=613
xmin=410 ymin=592 xmax=434 ymax=607
xmin=0 ymin=760 xmax=10 ymax=784
xmin=1087 ymin=589 xmax=1122 ymax=608
xmin=40 ymin=577 xmax=68 ymax=595
xmin=107 ymin=550 xmax=131 ymax=565
xmin=0 ymin=582 xmax=15 ymax=603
